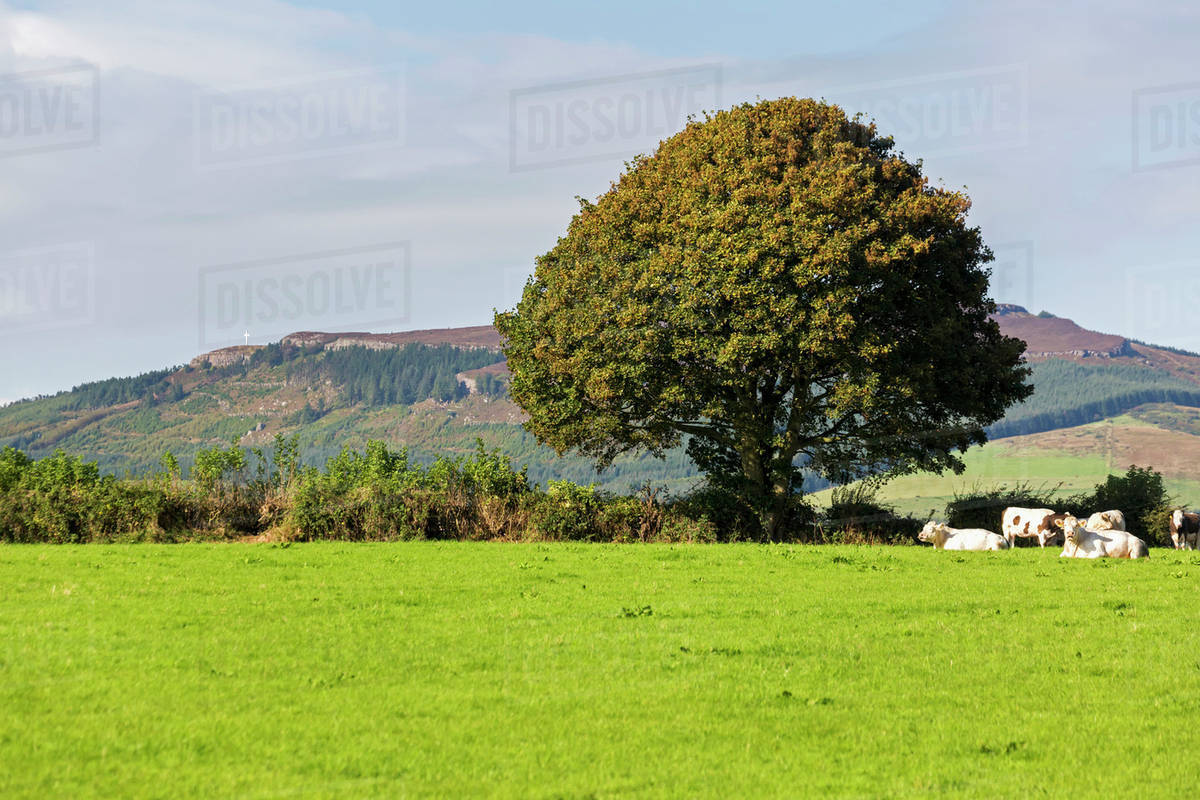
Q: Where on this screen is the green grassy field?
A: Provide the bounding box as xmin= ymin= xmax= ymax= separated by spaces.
xmin=810 ymin=446 xmax=1115 ymax=517
xmin=810 ymin=413 xmax=1200 ymax=518
xmin=3 ymin=543 xmax=1199 ymax=798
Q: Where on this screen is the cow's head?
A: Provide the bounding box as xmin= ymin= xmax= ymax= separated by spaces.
xmin=919 ymin=521 xmax=951 ymax=545
xmin=1056 ymin=514 xmax=1085 ymax=544
xmin=1173 ymin=509 xmax=1185 ymax=530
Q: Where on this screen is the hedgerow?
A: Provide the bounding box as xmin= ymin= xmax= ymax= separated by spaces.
xmin=0 ymin=441 xmax=1176 ymax=546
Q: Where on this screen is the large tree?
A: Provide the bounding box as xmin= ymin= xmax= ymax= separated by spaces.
xmin=495 ymin=98 xmax=1031 ymax=538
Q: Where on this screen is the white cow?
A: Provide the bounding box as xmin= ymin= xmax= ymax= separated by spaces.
xmin=1086 ymin=510 xmax=1126 ymax=532
xmin=919 ymin=521 xmax=1010 ymax=551
xmin=1002 ymin=507 xmax=1068 ymax=548
xmin=1057 ymin=514 xmax=1148 ymax=559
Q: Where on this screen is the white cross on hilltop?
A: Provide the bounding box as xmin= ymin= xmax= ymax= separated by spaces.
xmin=243 ymin=330 xmax=249 ymax=346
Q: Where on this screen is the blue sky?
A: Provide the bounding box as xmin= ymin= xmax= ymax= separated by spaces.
xmin=1 ymin=0 xmax=1199 ymax=402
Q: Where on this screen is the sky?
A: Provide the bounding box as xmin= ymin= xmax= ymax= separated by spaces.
xmin=1 ymin=0 xmax=1199 ymax=403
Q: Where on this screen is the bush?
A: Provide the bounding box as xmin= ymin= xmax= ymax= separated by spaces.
xmin=826 ymin=483 xmax=892 ymax=526
xmin=657 ymin=512 xmax=719 ymax=543
xmin=943 ymin=468 xmax=1175 ymax=547
xmin=0 ymin=442 xmax=943 ymax=545
xmin=944 ymin=482 xmax=1061 ymax=533
xmin=1067 ymin=465 xmax=1172 ymax=545
xmin=1143 ymin=506 xmax=1178 ymax=548
xmin=668 ymin=483 xmax=767 ymax=541
xmin=530 ymin=481 xmax=603 ymax=541
xmin=821 ymin=483 xmax=919 ymax=545
xmin=281 ymin=439 xmax=534 ymax=541
xmin=0 ymin=449 xmax=181 ymax=543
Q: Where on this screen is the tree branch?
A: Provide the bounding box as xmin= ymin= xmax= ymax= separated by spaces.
xmin=673 ymin=420 xmax=737 ymax=449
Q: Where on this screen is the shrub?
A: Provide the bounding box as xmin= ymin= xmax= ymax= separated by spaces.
xmin=1067 ymin=465 xmax=1172 ymax=545
xmin=1143 ymin=506 xmax=1178 ymax=548
xmin=0 ymin=446 xmax=31 ymax=491
xmin=0 ymin=449 xmax=177 ymax=543
xmin=944 ymin=482 xmax=1061 ymax=532
xmin=657 ymin=512 xmax=719 ymax=543
xmin=192 ymin=440 xmax=247 ymax=495
xmin=669 ymin=483 xmax=764 ymax=542
xmin=822 ymin=483 xmax=918 ymax=545
xmin=281 ymin=439 xmax=534 ymax=541
xmin=530 ymin=481 xmax=603 ymax=541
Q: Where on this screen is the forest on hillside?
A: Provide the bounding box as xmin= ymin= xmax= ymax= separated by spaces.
xmin=9 ymin=343 xmax=1200 ymax=493
xmin=987 ymin=360 xmax=1200 ymax=439
xmin=239 ymin=341 xmax=507 ymax=406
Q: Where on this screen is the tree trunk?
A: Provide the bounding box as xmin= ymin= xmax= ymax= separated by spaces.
xmin=739 ymin=441 xmax=793 ymax=542
xmin=738 ymin=443 xmax=769 ymax=539
xmin=764 ymin=473 xmax=793 ymax=543
xmin=738 ymin=438 xmax=801 ymax=542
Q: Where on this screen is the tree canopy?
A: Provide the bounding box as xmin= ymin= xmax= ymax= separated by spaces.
xmin=495 ymin=97 xmax=1031 ymax=538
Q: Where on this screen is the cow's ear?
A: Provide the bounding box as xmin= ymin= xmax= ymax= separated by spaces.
xmin=1053 ymin=518 xmax=1064 ymax=528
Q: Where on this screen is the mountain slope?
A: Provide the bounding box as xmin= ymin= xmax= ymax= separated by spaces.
xmin=4 ymin=309 xmax=1200 ymax=497
xmin=985 ymin=306 xmax=1200 ymax=438
xmin=0 ymin=331 xmax=700 ymax=493
xmin=813 ymin=406 xmax=1200 ymax=516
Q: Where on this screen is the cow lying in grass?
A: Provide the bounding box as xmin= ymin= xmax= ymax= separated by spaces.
xmin=1002 ymin=507 xmax=1068 ymax=548
xmin=919 ymin=521 xmax=1009 ymax=551
xmin=1056 ymin=514 xmax=1148 ymax=559
xmin=1086 ymin=510 xmax=1125 ymax=532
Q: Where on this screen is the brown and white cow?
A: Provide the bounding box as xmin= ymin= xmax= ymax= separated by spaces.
xmin=1086 ymin=510 xmax=1126 ymax=532
xmin=1170 ymin=510 xmax=1200 ymax=550
xmin=1057 ymin=514 xmax=1148 ymax=559
xmin=1002 ymin=507 xmax=1069 ymax=548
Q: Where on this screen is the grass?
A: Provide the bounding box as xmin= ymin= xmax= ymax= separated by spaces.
xmin=810 ymin=446 xmax=1114 ymax=517
xmin=811 ymin=412 xmax=1200 ymax=517
xmin=3 ymin=543 xmax=1200 ymax=798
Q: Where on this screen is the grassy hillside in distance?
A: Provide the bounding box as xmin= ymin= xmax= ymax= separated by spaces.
xmin=9 ymin=309 xmax=1200 ymax=499
xmin=987 ymin=360 xmax=1200 ymax=438
xmin=0 ymin=341 xmax=705 ymax=495
xmin=813 ymin=408 xmax=1200 ymax=518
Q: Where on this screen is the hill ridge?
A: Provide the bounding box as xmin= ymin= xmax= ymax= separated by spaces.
xmin=6 ymin=309 xmax=1200 ymax=492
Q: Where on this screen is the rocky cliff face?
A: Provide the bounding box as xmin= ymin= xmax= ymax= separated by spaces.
xmin=992 ymin=303 xmax=1030 ymax=316
xmin=189 ymin=345 xmax=263 ymax=369
xmin=281 ymin=326 xmax=503 ymax=352
xmin=992 ymin=310 xmax=1132 ymax=360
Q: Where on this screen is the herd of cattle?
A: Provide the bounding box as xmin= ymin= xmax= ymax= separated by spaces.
xmin=918 ymin=508 xmax=1200 ymax=559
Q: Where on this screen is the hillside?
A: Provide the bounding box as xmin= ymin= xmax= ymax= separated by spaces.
xmin=812 ymin=405 xmax=1200 ymax=517
xmin=5 ymin=308 xmax=1200 ymax=498
xmin=986 ymin=306 xmax=1200 ymax=437
xmin=0 ymin=330 xmax=700 ymax=494
xmin=992 ymin=306 xmax=1133 ymax=359
xmin=804 ymin=307 xmax=1200 ymax=514
xmin=992 ymin=305 xmax=1200 ymax=382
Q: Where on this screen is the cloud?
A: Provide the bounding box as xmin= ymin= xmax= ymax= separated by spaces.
xmin=3 ymin=0 xmax=360 ymax=82
xmin=2 ymin=0 xmax=1200 ymax=398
